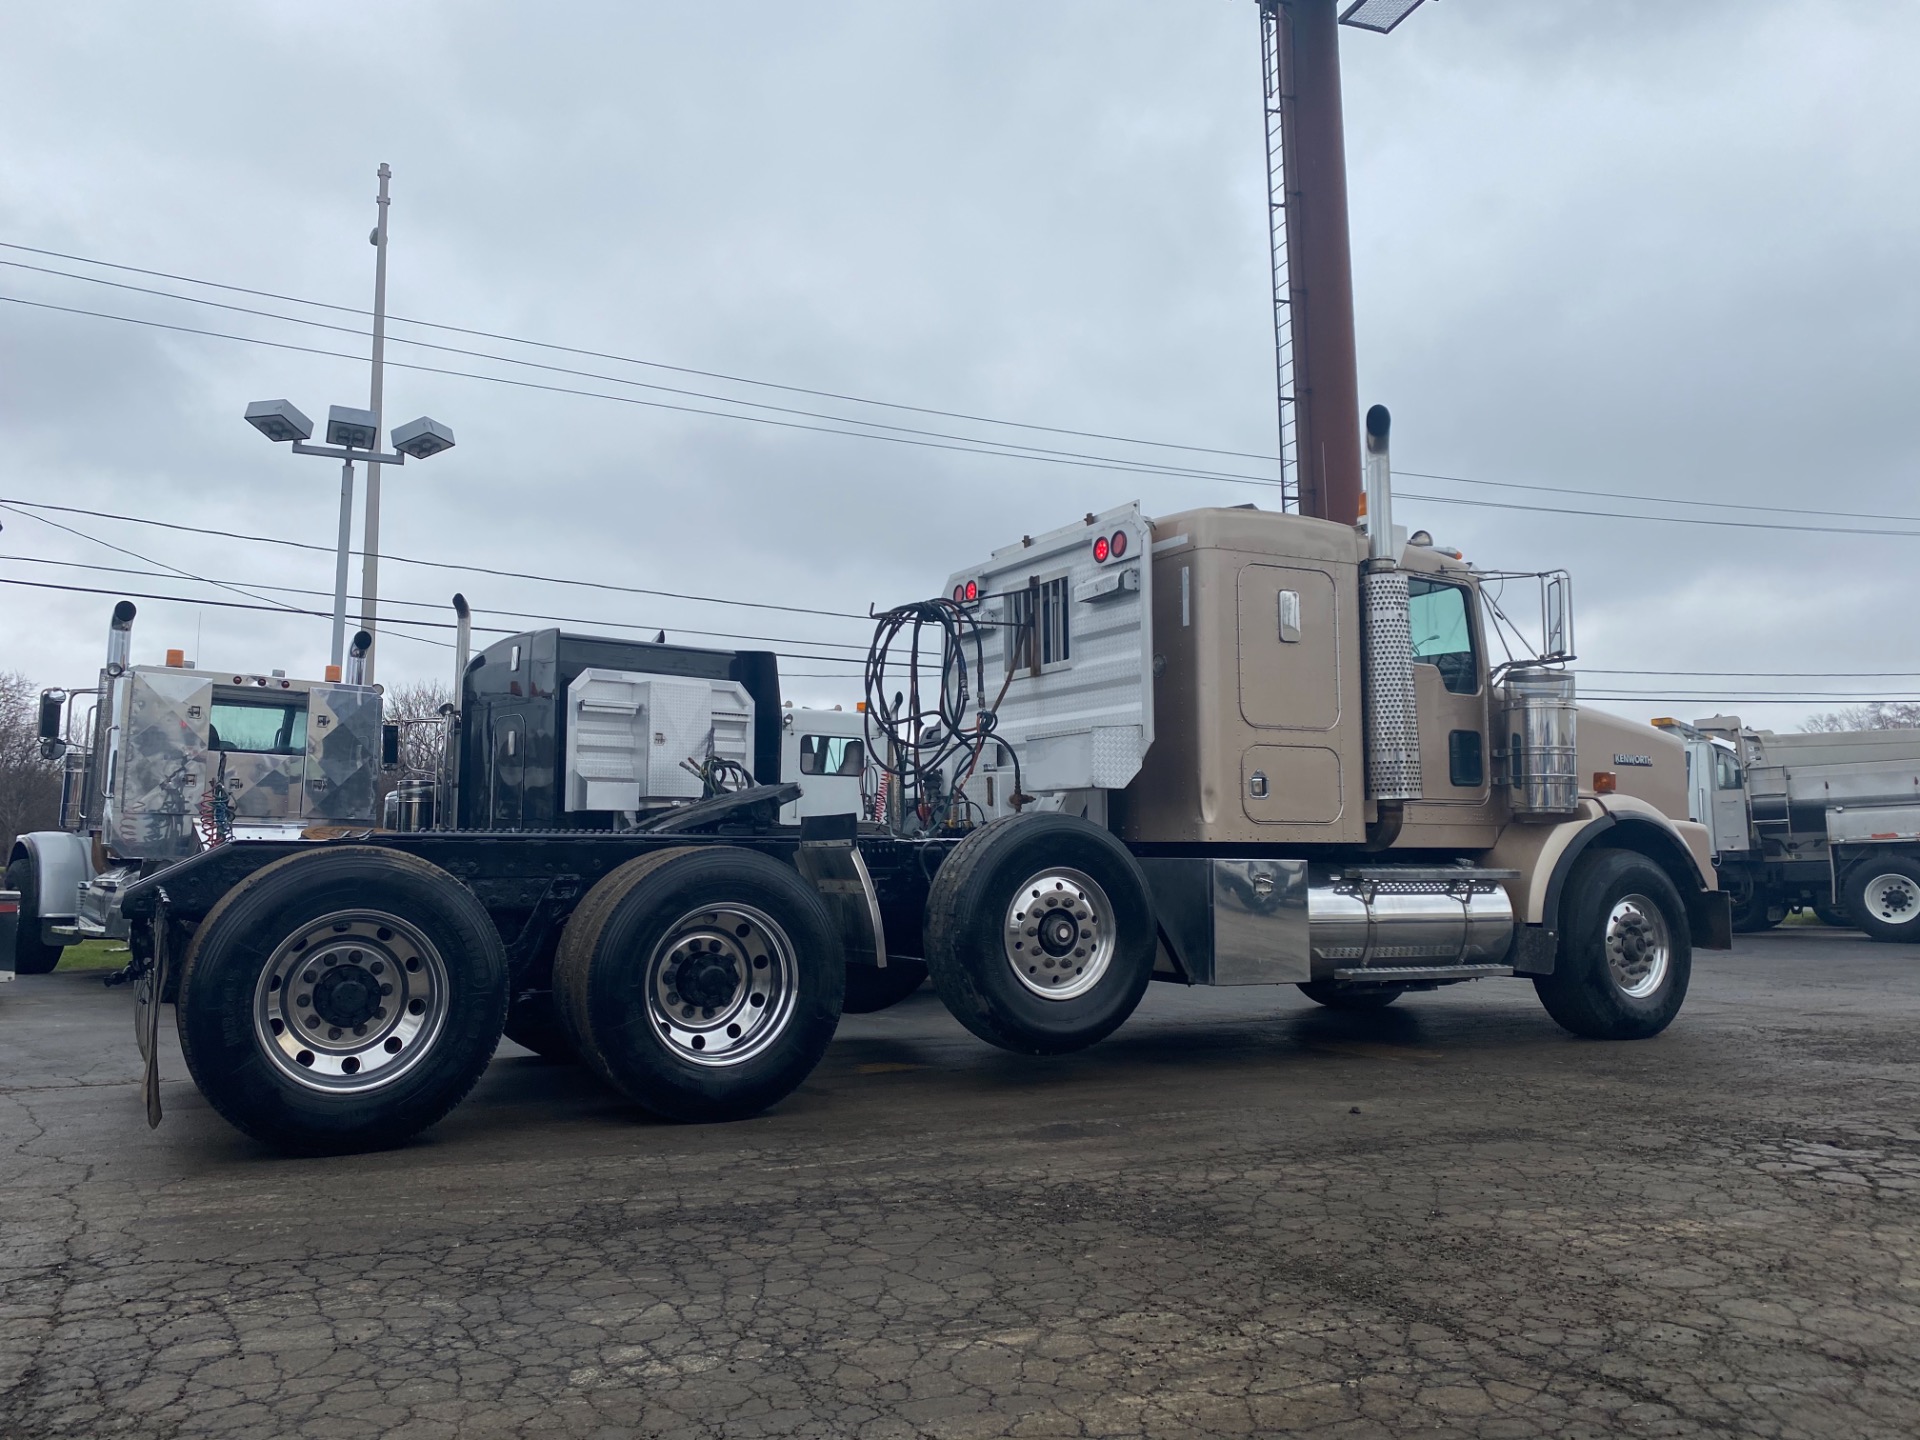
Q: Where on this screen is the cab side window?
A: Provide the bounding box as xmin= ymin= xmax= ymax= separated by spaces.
xmin=799 ymin=736 xmax=865 ymax=776
xmin=1714 ymin=748 xmax=1743 ymax=790
xmin=1406 ymin=577 xmax=1478 ymax=695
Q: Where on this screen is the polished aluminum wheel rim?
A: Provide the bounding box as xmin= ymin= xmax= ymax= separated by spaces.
xmin=1859 ymin=872 xmax=1920 ymax=927
xmin=1003 ymin=867 xmax=1116 ymax=1001
xmin=252 ymin=910 xmax=450 ymax=1093
xmin=647 ymin=903 xmax=797 ymax=1067
xmin=1605 ymin=894 xmax=1671 ymax=999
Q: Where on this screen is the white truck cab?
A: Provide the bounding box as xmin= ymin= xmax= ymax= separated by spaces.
xmin=778 ymin=707 xmax=870 ymax=824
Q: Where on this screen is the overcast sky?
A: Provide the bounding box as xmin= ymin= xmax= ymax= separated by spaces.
xmin=2 ymin=0 xmax=1917 ymax=732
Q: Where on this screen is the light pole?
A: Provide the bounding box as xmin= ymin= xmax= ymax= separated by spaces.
xmin=360 ymin=162 xmax=392 ymax=682
xmin=242 ymin=401 xmax=455 ymax=677
xmin=242 ymin=165 xmax=453 ymax=680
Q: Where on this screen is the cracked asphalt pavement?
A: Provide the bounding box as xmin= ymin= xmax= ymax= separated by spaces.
xmin=3 ymin=928 xmax=1917 ymax=1438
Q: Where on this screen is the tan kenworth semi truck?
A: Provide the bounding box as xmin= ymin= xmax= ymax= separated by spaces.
xmin=108 ymin=413 xmax=1726 ymax=1151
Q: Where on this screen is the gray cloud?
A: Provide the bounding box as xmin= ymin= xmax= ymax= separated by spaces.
xmin=1 ymin=0 xmax=1916 ymax=727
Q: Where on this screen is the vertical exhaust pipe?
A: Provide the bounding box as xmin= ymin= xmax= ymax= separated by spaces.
xmin=105 ymin=601 xmax=137 ymax=676
xmin=1359 ymin=405 xmax=1421 ymax=809
xmin=344 ymin=630 xmax=373 ymax=686
xmin=442 ymin=594 xmax=472 ymax=831
xmin=452 ymin=593 xmax=472 ymax=696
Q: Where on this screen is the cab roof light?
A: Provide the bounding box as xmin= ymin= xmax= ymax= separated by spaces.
xmin=165 ymin=649 xmax=185 ymax=668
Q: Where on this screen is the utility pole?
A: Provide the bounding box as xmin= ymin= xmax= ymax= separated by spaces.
xmin=1259 ymin=0 xmax=1426 ymax=524
xmin=359 ymin=162 xmax=393 ymax=684
xmin=1267 ymin=0 xmax=1363 ymax=524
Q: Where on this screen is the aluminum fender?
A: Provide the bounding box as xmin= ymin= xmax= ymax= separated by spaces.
xmin=10 ymin=831 xmax=93 ymax=922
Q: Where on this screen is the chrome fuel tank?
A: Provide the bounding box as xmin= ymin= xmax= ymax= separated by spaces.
xmin=1307 ymin=872 xmax=1513 ymax=978
xmin=1139 ymin=859 xmax=1517 ymax=985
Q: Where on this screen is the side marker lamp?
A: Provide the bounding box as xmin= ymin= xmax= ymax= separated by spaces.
xmin=1593 ymin=771 xmax=1618 ymax=795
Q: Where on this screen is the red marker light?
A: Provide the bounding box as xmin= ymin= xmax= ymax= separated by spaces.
xmin=965 ymin=580 xmax=979 ymax=602
xmin=1093 ymin=536 xmax=1110 ymax=563
xmin=1109 ymin=529 xmax=1128 ymax=559
xmin=952 ymin=584 xmax=966 ymax=601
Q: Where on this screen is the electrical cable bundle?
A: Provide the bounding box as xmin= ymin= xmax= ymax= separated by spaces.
xmin=863 ymin=597 xmax=1019 ymax=831
xmin=681 ymin=750 xmax=755 ymax=800
xmin=195 ymin=753 xmax=233 ymax=848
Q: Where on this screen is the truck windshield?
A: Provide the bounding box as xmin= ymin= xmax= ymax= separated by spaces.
xmin=1407 ymin=577 xmax=1478 ymax=695
xmin=209 ymin=697 xmax=308 ymax=755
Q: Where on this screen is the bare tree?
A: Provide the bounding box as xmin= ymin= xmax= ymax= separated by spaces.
xmin=0 ymin=672 xmax=62 ymax=858
xmin=1802 ymin=703 xmax=1920 ymax=733
xmin=376 ymin=680 xmax=455 ymax=817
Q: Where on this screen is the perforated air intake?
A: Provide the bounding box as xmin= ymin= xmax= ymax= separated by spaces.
xmin=1361 ymin=567 xmax=1422 ymax=801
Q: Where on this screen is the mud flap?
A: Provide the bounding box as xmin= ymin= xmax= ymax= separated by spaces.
xmin=137 ymin=890 xmax=170 ymax=1127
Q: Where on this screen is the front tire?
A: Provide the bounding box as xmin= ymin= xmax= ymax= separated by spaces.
xmin=175 ymin=846 xmax=510 ymax=1152
xmin=923 ymin=813 xmax=1155 ymax=1055
xmin=6 ymin=854 xmax=67 ymax=976
xmin=1534 ymin=849 xmax=1691 ymax=1040
xmin=1845 ymin=857 xmax=1920 ymax=943
xmin=553 ymin=847 xmax=844 ymax=1122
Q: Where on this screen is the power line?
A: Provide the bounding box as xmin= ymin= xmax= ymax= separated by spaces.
xmin=1583 ymin=668 xmax=1920 ymax=679
xmin=0 ymin=496 xmax=874 ymax=622
xmin=0 ymin=574 xmax=866 ymax=668
xmin=0 ymin=552 xmax=872 ymax=655
xmin=1398 ymin=470 xmax=1920 ymax=527
xmin=21 ymin=289 xmax=1920 ymax=543
xmin=1 ymin=259 xmax=1283 ymax=487
xmin=1 ymin=293 xmax=1284 ymax=493
xmin=1395 ymin=487 xmax=1920 ymax=539
xmin=20 ymin=241 xmax=1920 ymax=535
xmin=0 ymin=239 xmax=1281 ymax=464
xmin=0 ymin=499 xmax=308 ymax=620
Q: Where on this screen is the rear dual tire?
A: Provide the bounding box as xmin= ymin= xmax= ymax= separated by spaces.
xmin=554 ymin=847 xmax=844 ymax=1121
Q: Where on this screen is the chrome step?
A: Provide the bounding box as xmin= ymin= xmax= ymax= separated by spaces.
xmin=1331 ymin=963 xmax=1513 ymax=983
xmin=1338 ymin=866 xmax=1519 ymax=887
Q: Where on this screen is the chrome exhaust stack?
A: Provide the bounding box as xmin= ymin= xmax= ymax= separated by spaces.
xmin=439 ymin=594 xmax=472 ymax=831
xmin=344 ymin=630 xmax=373 ymax=686
xmin=105 ymin=601 xmax=137 ymax=677
xmin=1359 ymin=405 xmax=1421 ymax=805
xmin=452 ymin=593 xmax=472 ymax=694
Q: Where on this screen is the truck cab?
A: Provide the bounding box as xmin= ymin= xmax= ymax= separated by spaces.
xmin=6 ymin=604 xmax=381 ymax=974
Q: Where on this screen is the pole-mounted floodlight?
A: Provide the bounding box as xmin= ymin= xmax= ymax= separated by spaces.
xmin=326 ymin=405 xmax=380 ymax=450
xmin=391 ymin=416 xmax=456 ymax=460
xmin=243 ymin=399 xmax=314 ymax=444
xmin=1337 ymin=0 xmax=1429 ymax=35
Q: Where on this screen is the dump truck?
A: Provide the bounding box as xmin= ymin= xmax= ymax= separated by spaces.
xmin=1656 ymin=714 xmax=1920 ymax=941
xmin=105 ymin=413 xmax=1726 ymax=1152
xmin=7 ymin=604 xmax=384 ymax=976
